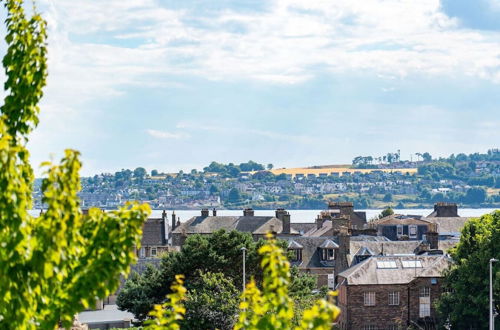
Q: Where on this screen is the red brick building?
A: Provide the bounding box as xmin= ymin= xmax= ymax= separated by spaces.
xmin=336 ymin=255 xmax=451 ymax=330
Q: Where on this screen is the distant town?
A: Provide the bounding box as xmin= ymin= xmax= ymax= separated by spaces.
xmin=32 ymin=149 xmax=500 ymax=210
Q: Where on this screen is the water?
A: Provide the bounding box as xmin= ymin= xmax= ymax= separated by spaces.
xmin=28 ymin=208 xmax=498 ymax=223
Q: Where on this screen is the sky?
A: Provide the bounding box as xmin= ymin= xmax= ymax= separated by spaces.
xmin=2 ymin=0 xmax=500 ymax=176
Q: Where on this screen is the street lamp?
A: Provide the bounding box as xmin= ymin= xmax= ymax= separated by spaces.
xmin=490 ymin=258 xmax=498 ymax=330
xmin=241 ymin=247 xmax=247 ymax=292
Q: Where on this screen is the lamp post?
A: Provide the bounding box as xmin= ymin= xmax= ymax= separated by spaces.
xmin=490 ymin=258 xmax=498 ymax=330
xmin=241 ymin=247 xmax=247 ymax=292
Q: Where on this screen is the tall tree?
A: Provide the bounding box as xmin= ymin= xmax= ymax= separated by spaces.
xmin=0 ymin=1 xmax=150 ymax=328
xmin=436 ymin=211 xmax=500 ymax=329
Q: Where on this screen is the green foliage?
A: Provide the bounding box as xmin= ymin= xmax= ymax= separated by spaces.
xmin=183 ymin=271 xmax=239 ymax=330
xmin=146 ymin=275 xmax=186 ymax=330
xmin=378 ymin=206 xmax=394 ymax=219
xmin=118 ymin=230 xmax=318 ymax=324
xmin=227 ymin=187 xmax=241 ymax=203
xmin=463 ymin=187 xmax=487 ymax=204
xmin=436 ymin=211 xmax=500 ymax=329
xmin=382 ymin=192 xmax=393 ymax=202
xmin=0 ymin=1 xmax=150 ymax=328
xmin=234 ymin=233 xmax=340 ymax=330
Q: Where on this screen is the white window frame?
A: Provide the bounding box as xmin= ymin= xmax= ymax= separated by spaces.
xmin=151 ymin=247 xmax=157 ymax=257
xmin=419 ymin=286 xmax=431 ymax=317
xmin=388 ymin=291 xmax=400 ymax=306
xmin=363 ymin=325 xmax=377 ymax=330
xmin=364 ymin=292 xmax=376 ymax=306
xmin=396 ymin=225 xmax=403 ymax=237
xmin=409 ymin=225 xmax=418 ymax=239
xmin=139 ymin=247 xmax=145 ymax=258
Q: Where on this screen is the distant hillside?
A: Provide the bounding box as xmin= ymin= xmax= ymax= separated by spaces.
xmin=267 ymin=166 xmax=417 ymax=177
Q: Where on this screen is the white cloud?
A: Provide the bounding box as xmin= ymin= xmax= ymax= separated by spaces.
xmin=36 ymin=0 xmax=500 ymax=96
xmin=146 ymin=129 xmax=190 ymax=140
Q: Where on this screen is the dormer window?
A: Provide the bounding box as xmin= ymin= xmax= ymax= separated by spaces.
xmin=319 ymin=239 xmax=339 ymax=262
xmin=322 ymin=248 xmax=335 ymax=261
xmin=291 ymin=249 xmax=302 ymax=262
xmin=287 ymin=240 xmax=304 ymax=262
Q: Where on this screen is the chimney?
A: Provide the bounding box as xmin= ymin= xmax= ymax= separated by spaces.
xmin=434 ymin=202 xmax=458 ymax=217
xmin=162 ymin=209 xmax=167 ymax=221
xmin=171 ymin=211 xmax=176 ymax=231
xmin=281 ymin=212 xmax=291 ymax=234
xmin=328 ymin=202 xmax=354 ymax=217
xmin=316 ymin=215 xmax=324 ymax=229
xmin=275 ymin=208 xmax=286 ymax=220
xmin=201 ymin=208 xmax=209 ymax=217
xmin=337 ymin=226 xmax=351 ymax=274
xmin=212 ymin=208 xmax=217 ymax=216
xmin=426 ymin=222 xmax=439 ymax=250
xmin=243 ymin=208 xmax=254 ymax=217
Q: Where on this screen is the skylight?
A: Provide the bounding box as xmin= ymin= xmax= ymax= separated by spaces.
xmin=376 ymin=261 xmax=397 ymax=269
xmin=402 ymin=260 xmax=422 ymax=268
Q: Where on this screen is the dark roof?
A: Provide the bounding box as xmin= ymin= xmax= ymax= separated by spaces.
xmin=142 ymin=218 xmax=166 ymax=246
xmin=288 ymin=240 xmax=304 ymax=249
xmin=319 ymin=239 xmax=339 ymax=249
xmin=337 ymin=255 xmax=451 ymax=285
xmin=354 ymin=246 xmax=375 ymax=256
xmin=349 ymin=240 xmax=422 ymax=257
xmin=291 ymin=222 xmax=317 ymax=235
xmin=375 ymin=217 xmax=431 ymax=226
xmin=173 ymin=215 xmax=299 ymax=235
xmin=283 ymin=237 xmax=339 ymax=269
xmin=351 ymin=235 xmax=390 ymax=242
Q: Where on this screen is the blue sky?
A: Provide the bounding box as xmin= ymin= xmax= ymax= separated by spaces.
xmin=6 ymin=0 xmax=499 ymax=175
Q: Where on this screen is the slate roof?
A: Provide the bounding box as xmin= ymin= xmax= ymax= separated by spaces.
xmin=291 ymin=223 xmax=317 ymax=235
xmin=142 ymin=218 xmax=166 ymax=246
xmin=337 ymin=255 xmax=452 ymax=285
xmin=320 ymin=239 xmax=339 ymax=249
xmin=375 ymin=217 xmax=431 ymax=226
xmin=351 ymin=235 xmax=390 ymax=242
xmin=303 ymin=221 xmax=333 ymax=237
xmin=283 ymin=237 xmax=338 ymax=268
xmin=172 ymin=215 xmax=299 ymax=235
xmin=349 ymin=240 xmax=422 ymax=256
xmin=422 ymin=216 xmax=471 ymax=235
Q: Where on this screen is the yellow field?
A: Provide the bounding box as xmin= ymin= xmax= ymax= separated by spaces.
xmin=267 ymin=166 xmax=417 ymax=177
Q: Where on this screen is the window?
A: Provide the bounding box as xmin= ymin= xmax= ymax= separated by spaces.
xmin=364 ymin=292 xmax=376 ymax=306
xmin=151 ymin=247 xmax=157 ymax=257
xmin=363 ymin=325 xmax=377 ymax=330
xmin=402 ymin=260 xmax=422 ymax=268
xmin=322 ymin=248 xmax=335 ymax=260
xmin=388 ymin=291 xmax=400 ymax=306
xmin=289 ymin=249 xmax=302 ymax=262
xmin=377 ymin=261 xmax=397 ymax=269
xmin=327 ymin=274 xmax=335 ymax=289
xmin=419 ymin=286 xmax=431 ymax=317
xmin=409 ymin=225 xmax=417 ymax=238
xmin=139 ymin=247 xmax=145 ymax=258
xmin=420 ymin=287 xmax=431 ymax=297
xmin=397 ymin=225 xmax=403 ymax=237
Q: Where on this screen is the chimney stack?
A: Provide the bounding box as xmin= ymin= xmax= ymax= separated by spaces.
xmin=212 ymin=208 xmax=217 ymax=216
xmin=162 ymin=209 xmax=167 ymax=221
xmin=426 ymin=222 xmax=439 ymax=250
xmin=337 ymin=226 xmax=351 ymax=274
xmin=243 ymin=208 xmax=255 ymax=217
xmin=281 ymin=212 xmax=291 ymax=234
xmin=316 ymin=215 xmax=324 ymax=230
xmin=275 ymin=208 xmax=286 ymax=220
xmin=434 ymin=202 xmax=458 ymax=217
xmin=171 ymin=211 xmax=176 ymax=231
xmin=201 ymin=208 xmax=209 ymax=217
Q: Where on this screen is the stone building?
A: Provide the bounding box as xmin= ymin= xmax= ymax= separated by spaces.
xmin=336 ymin=255 xmax=451 ymax=330
xmin=171 ymin=208 xmax=299 ymax=246
xmin=135 ymin=211 xmax=169 ymax=258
